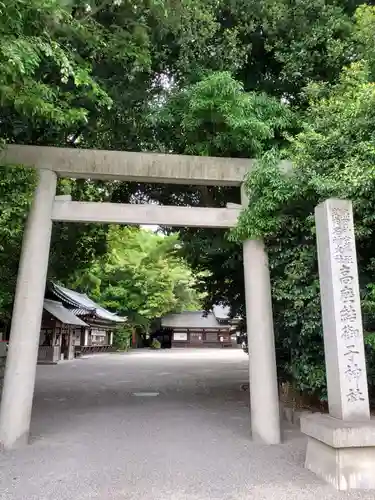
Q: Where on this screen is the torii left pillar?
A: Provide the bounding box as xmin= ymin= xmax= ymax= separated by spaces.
xmin=0 ymin=169 xmax=56 ymax=449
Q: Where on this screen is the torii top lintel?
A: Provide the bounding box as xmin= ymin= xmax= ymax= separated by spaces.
xmin=0 ymin=145 xmax=253 ymax=186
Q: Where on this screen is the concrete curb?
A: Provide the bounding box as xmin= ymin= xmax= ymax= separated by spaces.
xmin=280 ymin=402 xmax=313 ymax=428
xmin=238 ymin=384 xmax=318 ymax=430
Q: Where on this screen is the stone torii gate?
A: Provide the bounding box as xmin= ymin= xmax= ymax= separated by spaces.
xmin=0 ymin=145 xmax=280 ymax=450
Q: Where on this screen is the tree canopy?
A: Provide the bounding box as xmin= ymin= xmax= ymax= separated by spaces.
xmin=231 ymin=59 xmax=375 ymax=395
xmin=3 ymin=0 xmax=375 ymax=397
xmin=70 ymin=226 xmax=205 ymax=333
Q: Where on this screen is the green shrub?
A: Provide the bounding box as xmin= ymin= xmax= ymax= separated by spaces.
xmin=113 ymin=325 xmax=133 ymax=351
xmin=151 ymin=339 xmax=161 ymax=349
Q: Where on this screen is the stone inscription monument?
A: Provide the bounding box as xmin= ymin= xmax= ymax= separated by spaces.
xmin=301 ymin=199 xmax=375 ymax=490
xmin=319 ymin=199 xmax=369 ymax=420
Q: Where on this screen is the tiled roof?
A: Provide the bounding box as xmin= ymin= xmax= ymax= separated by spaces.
xmin=68 ymin=308 xmax=91 ymax=317
xmin=43 ymin=299 xmax=88 ymax=327
xmin=48 ymin=282 xmax=126 ymax=324
xmin=162 ymin=311 xmax=229 ymax=329
xmin=162 ymin=304 xmax=241 ymax=329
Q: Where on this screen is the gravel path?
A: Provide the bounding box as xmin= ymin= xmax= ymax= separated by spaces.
xmin=0 ymin=349 xmax=373 ymax=500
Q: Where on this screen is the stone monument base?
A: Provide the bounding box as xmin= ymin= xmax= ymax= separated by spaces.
xmin=301 ymin=413 xmax=375 ymax=490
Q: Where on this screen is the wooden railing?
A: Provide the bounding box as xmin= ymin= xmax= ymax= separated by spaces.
xmin=75 ymin=345 xmax=114 ymax=356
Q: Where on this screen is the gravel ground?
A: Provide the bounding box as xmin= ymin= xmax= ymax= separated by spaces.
xmin=0 ymin=349 xmax=374 ymax=500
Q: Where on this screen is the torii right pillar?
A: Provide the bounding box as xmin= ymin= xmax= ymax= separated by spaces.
xmin=301 ymin=199 xmax=375 ymax=490
xmin=241 ymin=186 xmax=281 ymax=445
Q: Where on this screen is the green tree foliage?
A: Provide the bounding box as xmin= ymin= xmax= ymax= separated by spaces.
xmin=143 ymin=0 xmax=366 ymax=318
xmin=0 ymin=165 xmax=112 ymax=327
xmin=214 ymin=0 xmax=359 ymax=100
xmin=70 ymin=226 xmax=204 ymax=334
xmin=233 ymin=56 xmax=375 ymax=396
xmin=0 ymin=0 xmax=248 ymax=325
xmin=3 ymin=0 xmax=375 ymax=396
xmin=152 ymin=71 xmax=293 ymax=156
xmin=0 ymin=166 xmax=36 ymax=324
xmin=0 ymin=0 xmax=111 ymax=145
xmin=59 ymin=0 xmax=244 ymax=150
xmin=0 ymin=0 xmax=112 ymax=325
xmin=150 ymin=71 xmax=293 ymax=317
